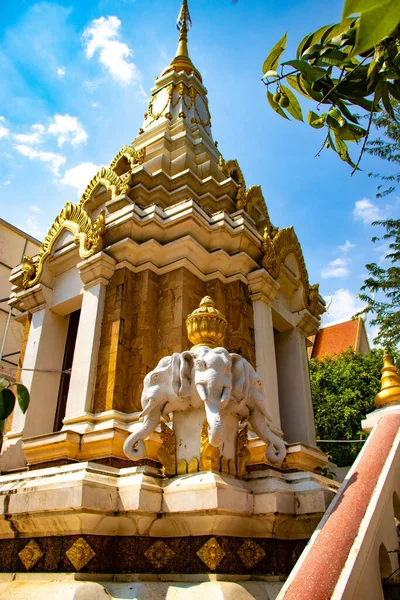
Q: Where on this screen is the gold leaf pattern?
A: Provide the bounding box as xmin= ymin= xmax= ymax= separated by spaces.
xmin=18 ymin=539 xmax=43 ymax=571
xmin=196 ymin=537 xmax=225 ymax=570
xmin=145 ymin=540 xmax=175 ymax=569
xmin=66 ymin=537 xmax=96 ymax=571
xmin=237 ymin=539 xmax=266 ymax=568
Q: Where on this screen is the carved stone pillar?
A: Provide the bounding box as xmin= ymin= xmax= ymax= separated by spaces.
xmin=275 ymin=312 xmax=318 ymax=447
xmin=63 ymin=253 xmax=116 ymax=425
xmin=247 ymin=269 xmax=281 ymax=433
xmin=1 ymin=284 xmax=69 ymax=470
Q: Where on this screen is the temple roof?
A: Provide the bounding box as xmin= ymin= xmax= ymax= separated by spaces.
xmin=310 ymin=318 xmax=370 ymax=359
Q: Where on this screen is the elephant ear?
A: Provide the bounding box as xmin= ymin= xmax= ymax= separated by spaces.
xmin=231 ymin=354 xmax=249 ymax=402
xmin=171 ymin=353 xmax=181 ymax=397
xmin=179 ymin=351 xmax=193 ymax=398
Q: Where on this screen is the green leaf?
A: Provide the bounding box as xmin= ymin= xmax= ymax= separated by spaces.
xmin=262 ymin=33 xmax=287 ymax=75
xmin=267 ymin=90 xmax=290 ymax=120
xmin=280 ymin=85 xmax=303 ymax=121
xmin=322 ymin=17 xmax=357 ymax=45
xmin=328 ymin=107 xmax=346 ymax=128
xmin=388 ymin=81 xmax=400 ymax=102
xmin=298 ymin=74 xmax=324 ymax=101
xmin=296 ymin=32 xmax=314 ymax=60
xmin=335 ymin=99 xmax=359 ymax=124
xmin=0 ymin=377 xmax=10 ymax=389
xmin=282 ymin=59 xmax=327 ymax=81
xmin=343 ymin=0 xmax=400 ymax=56
xmin=338 ymin=123 xmax=366 ymax=141
xmin=308 ymin=110 xmax=326 ymax=129
xmin=287 ymin=75 xmax=314 ymax=100
xmin=316 ymin=48 xmax=351 ymax=67
xmin=333 ymin=130 xmax=358 ymax=167
xmin=301 ymin=44 xmax=324 ymax=61
xmin=15 ymin=384 xmax=30 ymax=414
xmin=264 ymin=70 xmax=279 ymax=79
xmin=0 ymin=388 xmax=15 ymax=421
xmin=381 ymin=84 xmax=396 ymax=120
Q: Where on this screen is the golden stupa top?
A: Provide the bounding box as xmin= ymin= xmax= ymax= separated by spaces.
xmin=162 ymin=0 xmax=202 ymax=82
xmin=374 ymin=350 xmax=400 ymax=408
xmin=186 ymin=297 xmax=228 ymax=348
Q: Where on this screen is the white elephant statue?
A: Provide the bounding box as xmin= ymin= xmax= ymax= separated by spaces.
xmin=123 ymin=346 xmax=286 ymax=464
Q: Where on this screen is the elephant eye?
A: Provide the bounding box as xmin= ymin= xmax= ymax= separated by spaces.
xmin=195 ymin=360 xmax=206 ymax=371
xmin=151 ymin=373 xmax=162 ymax=384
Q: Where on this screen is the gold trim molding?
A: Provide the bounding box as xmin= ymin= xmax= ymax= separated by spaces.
xmin=22 ymin=202 xmax=105 ymax=289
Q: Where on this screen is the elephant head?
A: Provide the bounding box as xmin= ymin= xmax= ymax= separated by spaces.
xmin=231 ymin=354 xmax=286 ymax=464
xmin=181 ymin=346 xmax=233 ymax=448
xmin=123 ymin=353 xmax=184 ymax=460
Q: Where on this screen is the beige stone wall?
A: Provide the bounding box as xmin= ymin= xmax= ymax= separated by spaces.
xmin=93 ymin=267 xmax=256 ymax=414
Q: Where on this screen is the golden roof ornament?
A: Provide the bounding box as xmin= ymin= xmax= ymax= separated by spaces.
xmin=163 ymin=0 xmax=202 ymax=81
xmin=374 ymin=350 xmax=400 ymax=408
xmin=186 ymin=296 xmax=227 ymax=348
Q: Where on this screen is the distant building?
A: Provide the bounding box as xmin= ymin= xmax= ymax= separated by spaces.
xmin=308 ymin=317 xmax=370 ymax=360
xmin=0 ymin=219 xmax=41 ymax=380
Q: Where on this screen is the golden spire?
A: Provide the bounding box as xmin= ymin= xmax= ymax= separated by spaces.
xmin=186 ymin=297 xmax=228 ymax=348
xmin=374 ymin=350 xmax=400 ymax=408
xmin=162 ymin=0 xmax=202 ymax=81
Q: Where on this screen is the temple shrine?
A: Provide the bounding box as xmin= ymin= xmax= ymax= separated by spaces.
xmin=1 ymin=2 xmax=399 ymax=599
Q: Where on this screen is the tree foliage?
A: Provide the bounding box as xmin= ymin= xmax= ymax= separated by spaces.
xmin=310 ymin=348 xmax=398 ymax=466
xmin=262 ymin=0 xmax=400 ymax=169
xmin=357 ymin=218 xmax=400 ymax=347
xmin=0 ymin=377 xmax=30 ymax=448
xmin=367 ymin=102 xmax=400 ymax=196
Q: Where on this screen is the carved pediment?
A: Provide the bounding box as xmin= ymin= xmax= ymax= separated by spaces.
xmin=22 ymin=202 xmax=105 ymax=289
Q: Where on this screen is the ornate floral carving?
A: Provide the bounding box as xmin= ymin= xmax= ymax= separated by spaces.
xmin=243 ymin=185 xmax=277 ymax=237
xmin=145 ymin=540 xmax=175 ymax=569
xmin=66 ymin=537 xmax=96 ymax=571
xmin=157 ymin=421 xmax=176 ymax=476
xmin=236 ymin=425 xmax=251 ymax=479
xmin=109 ymin=145 xmax=146 ymax=173
xmin=237 ymin=539 xmax=266 ymax=568
xmin=80 ymin=167 xmax=123 ymax=207
xmin=196 ymin=537 xmax=225 ymax=570
xmin=22 ymin=202 xmax=105 ymax=289
xmin=199 ymin=420 xmax=220 ymax=472
xmin=261 ymin=226 xmax=324 ymax=318
xmin=219 ymin=156 xmax=245 ymax=205
xmin=18 ymin=539 xmax=43 ymax=570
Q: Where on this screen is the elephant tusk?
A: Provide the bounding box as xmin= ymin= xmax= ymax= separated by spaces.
xmin=196 ymin=382 xmax=207 ymax=403
xmin=220 ymin=386 xmax=231 ymax=410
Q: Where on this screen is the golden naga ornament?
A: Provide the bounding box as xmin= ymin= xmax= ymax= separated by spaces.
xmin=186 ymin=296 xmax=227 ymax=348
xmin=375 ymin=351 xmax=400 ymax=408
xmin=22 ymin=202 xmax=105 ymax=289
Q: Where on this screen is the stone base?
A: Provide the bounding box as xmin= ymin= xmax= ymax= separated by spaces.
xmin=0 ymin=575 xmax=285 ymax=600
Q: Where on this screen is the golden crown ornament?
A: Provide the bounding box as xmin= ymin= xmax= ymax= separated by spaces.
xmin=186 ymin=297 xmax=227 ymax=348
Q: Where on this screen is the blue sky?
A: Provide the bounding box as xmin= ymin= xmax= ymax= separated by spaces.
xmin=0 ymin=0 xmax=397 ymax=340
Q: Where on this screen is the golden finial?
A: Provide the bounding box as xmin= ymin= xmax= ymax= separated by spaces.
xmin=186 ymin=297 xmax=228 ymax=348
xmin=163 ymin=1 xmax=202 ymax=81
xmin=374 ymin=350 xmax=400 ymax=408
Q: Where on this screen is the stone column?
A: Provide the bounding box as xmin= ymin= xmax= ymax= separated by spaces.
xmin=63 ymin=253 xmax=116 ymax=423
xmin=275 ymin=311 xmax=319 ymax=446
xmin=1 ymin=284 xmax=69 ymax=469
xmin=247 ymin=269 xmax=281 ymax=433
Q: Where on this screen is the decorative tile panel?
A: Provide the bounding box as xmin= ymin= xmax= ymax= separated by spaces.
xmin=18 ymin=540 xmax=43 ymax=570
xmin=196 ymin=537 xmax=225 ymax=570
xmin=145 ymin=540 xmax=175 ymax=569
xmin=238 ymin=539 xmax=266 ymax=568
xmin=66 ymin=537 xmax=96 ymax=571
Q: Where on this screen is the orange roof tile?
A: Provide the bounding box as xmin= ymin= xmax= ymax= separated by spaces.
xmin=311 ymin=320 xmax=360 ymax=359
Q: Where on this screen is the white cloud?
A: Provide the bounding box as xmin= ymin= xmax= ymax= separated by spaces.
xmin=3 ymin=180 xmax=11 ymax=186
xmin=14 ymin=144 xmax=66 ymax=175
xmin=324 ymin=289 xmax=366 ymax=323
xmin=338 ymin=240 xmax=355 ymax=253
xmin=321 ymin=257 xmax=349 ymax=279
xmin=18 ymin=215 xmax=45 ymax=239
xmin=60 ymin=161 xmax=102 ymax=195
xmin=353 ymin=198 xmax=384 ymax=224
xmin=57 ymin=66 xmax=66 ymax=78
xmin=30 ymin=204 xmax=40 ymax=213
xmin=13 ymin=132 xmax=43 ymax=145
xmin=83 ymin=16 xmax=139 ymax=85
xmin=0 ymin=116 xmax=9 ymax=139
xmin=48 ymin=114 xmax=87 ymax=147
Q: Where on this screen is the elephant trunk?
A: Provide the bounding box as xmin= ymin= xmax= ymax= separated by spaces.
xmin=123 ymin=408 xmax=161 ymax=461
xmin=198 ymin=382 xmax=227 ymax=448
xmin=249 ymin=409 xmax=286 ymax=464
